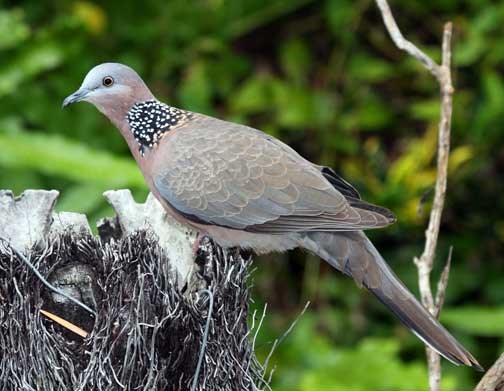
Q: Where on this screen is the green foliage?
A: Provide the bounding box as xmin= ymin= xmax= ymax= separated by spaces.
xmin=0 ymin=127 xmax=144 ymax=188
xmin=1 ymin=1 xmax=503 ymax=389
xmin=299 ymin=339 xmax=453 ymax=391
xmin=0 ymin=9 xmax=29 ymax=50
xmin=261 ymin=314 xmax=457 ymax=391
xmin=442 ymin=307 xmax=504 ymax=337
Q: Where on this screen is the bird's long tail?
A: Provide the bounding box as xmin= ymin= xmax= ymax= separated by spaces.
xmin=300 ymin=230 xmax=483 ymax=371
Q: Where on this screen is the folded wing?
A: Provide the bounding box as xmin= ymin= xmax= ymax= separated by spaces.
xmin=153 ymin=116 xmax=395 ymax=233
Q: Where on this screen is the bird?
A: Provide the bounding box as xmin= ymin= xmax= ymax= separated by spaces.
xmin=63 ymin=62 xmax=482 ymax=371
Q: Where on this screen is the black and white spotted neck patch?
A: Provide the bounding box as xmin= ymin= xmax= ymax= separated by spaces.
xmin=126 ymin=100 xmax=190 ymax=155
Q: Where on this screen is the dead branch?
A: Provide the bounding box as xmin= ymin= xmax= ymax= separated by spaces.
xmin=475 ymin=354 xmax=504 ymax=391
xmin=375 ymin=2 xmax=454 ymax=390
xmin=0 ymin=190 xmax=269 ymax=390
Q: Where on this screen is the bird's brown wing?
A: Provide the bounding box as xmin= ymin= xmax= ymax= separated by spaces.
xmin=153 ymin=115 xmax=394 ymax=233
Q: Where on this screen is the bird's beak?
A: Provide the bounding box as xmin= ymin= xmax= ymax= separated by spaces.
xmin=62 ymin=88 xmax=90 ymax=108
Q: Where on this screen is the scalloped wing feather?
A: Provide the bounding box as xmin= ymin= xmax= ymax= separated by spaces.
xmin=153 ymin=114 xmax=395 ymax=233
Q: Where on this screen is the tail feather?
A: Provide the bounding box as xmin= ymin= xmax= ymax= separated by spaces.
xmin=301 ymin=231 xmax=483 ymax=371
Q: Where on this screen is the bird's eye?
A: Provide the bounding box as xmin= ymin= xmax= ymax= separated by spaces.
xmin=102 ymin=76 xmax=114 ymax=87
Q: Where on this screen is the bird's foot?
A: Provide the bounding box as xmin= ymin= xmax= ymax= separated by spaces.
xmin=192 ymin=231 xmax=209 ymax=256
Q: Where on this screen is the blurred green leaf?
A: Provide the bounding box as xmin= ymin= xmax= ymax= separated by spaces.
xmin=272 ymin=82 xmax=316 ymax=129
xmin=325 ymin=0 xmax=356 ymax=42
xmin=410 ymin=99 xmax=440 ymax=121
xmin=222 ymin=0 xmax=316 ymax=39
xmin=471 ymin=71 xmax=504 ymax=143
xmin=231 ymin=75 xmax=273 ymax=114
xmin=448 ymin=145 xmax=473 ymax=173
xmin=56 ymin=183 xmax=109 ymax=214
xmin=356 ymin=93 xmax=394 ymax=130
xmin=270 ymin=314 xmax=458 ymax=391
xmin=73 ymin=1 xmax=107 ymax=35
xmin=0 ymin=9 xmax=30 ymax=50
xmin=0 ymin=41 xmax=63 ymax=96
xmin=0 ymin=128 xmax=145 ymax=188
xmin=280 ymin=38 xmax=311 ymax=84
xmin=455 ymin=33 xmax=486 ymax=66
xmin=442 ymin=307 xmax=504 ymax=336
xmin=298 ymin=338 xmax=456 ymax=391
xmin=178 ymin=61 xmax=213 ymax=113
xmin=348 ymin=54 xmax=394 ymax=83
xmin=471 ymin=5 xmax=502 ymax=34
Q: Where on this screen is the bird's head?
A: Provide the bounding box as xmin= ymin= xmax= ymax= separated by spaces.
xmin=62 ymin=62 xmax=154 ymax=120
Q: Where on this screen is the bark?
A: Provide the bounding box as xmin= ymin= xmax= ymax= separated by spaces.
xmin=0 ymin=189 xmax=269 ymax=391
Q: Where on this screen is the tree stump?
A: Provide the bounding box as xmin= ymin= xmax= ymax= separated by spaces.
xmin=0 ymin=189 xmax=268 ymax=390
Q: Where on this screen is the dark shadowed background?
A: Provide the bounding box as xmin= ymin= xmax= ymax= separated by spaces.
xmin=0 ymin=1 xmax=503 ymax=389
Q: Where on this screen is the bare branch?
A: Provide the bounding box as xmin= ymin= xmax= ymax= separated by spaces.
xmin=375 ymin=0 xmax=441 ymax=79
xmin=434 ymin=247 xmax=452 ymax=319
xmin=475 ymin=353 xmax=504 ymax=391
xmin=375 ymin=2 xmax=454 ymax=391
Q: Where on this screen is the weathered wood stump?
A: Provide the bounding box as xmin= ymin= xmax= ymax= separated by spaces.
xmin=0 ymin=189 xmax=268 ymax=390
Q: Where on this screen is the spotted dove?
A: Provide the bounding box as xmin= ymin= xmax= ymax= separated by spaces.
xmin=63 ymin=62 xmax=482 ymax=370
